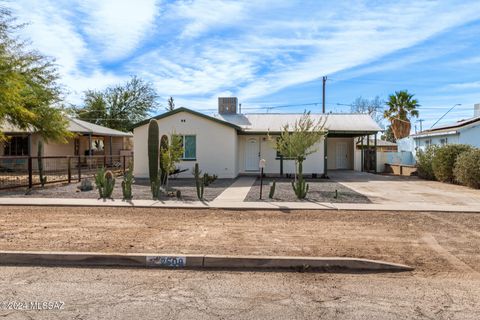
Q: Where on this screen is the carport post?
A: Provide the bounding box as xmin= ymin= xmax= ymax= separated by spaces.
xmin=88 ymin=134 xmax=92 ymax=156
xmin=360 ymin=136 xmax=364 ymax=172
xmin=322 ymin=135 xmax=328 ymax=178
xmin=109 ymin=136 xmax=113 ymax=165
xmin=88 ymin=134 xmax=92 ymax=170
xmin=367 ymin=135 xmax=370 ymax=172
xmin=374 ymin=134 xmax=377 ymax=174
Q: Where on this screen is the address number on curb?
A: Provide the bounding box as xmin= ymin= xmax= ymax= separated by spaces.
xmin=146 ymin=256 xmax=186 ymax=268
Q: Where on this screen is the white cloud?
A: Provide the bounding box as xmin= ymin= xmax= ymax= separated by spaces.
xmin=446 ymin=81 xmax=480 ymax=89
xmin=9 ymin=0 xmax=89 ymax=77
xmin=77 ymin=0 xmax=159 ymax=61
xmin=7 ymin=0 xmax=480 ymax=111
xmin=170 ymin=0 xmax=247 ymax=38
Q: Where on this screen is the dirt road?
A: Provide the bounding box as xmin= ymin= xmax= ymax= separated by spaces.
xmin=0 ymin=206 xmax=479 ymax=276
xmin=0 ymin=206 xmax=479 ymax=319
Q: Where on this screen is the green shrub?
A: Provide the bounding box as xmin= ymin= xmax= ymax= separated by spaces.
xmin=432 ymin=144 xmax=472 ymax=183
xmin=416 ymin=145 xmax=438 ymax=180
xmin=453 ymin=149 xmax=480 ymax=189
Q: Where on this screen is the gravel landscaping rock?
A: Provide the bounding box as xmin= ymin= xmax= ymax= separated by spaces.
xmin=0 ymin=177 xmax=234 ymax=202
xmin=244 ymin=177 xmax=371 ymax=203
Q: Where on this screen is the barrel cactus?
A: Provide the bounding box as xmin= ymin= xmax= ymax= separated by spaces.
xmin=94 ymin=167 xmax=115 ymax=199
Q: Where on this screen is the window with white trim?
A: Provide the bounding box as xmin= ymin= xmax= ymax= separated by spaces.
xmin=180 ymin=135 xmax=196 ymax=160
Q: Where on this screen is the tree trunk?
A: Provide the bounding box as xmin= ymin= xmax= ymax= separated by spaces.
xmin=391 ymin=119 xmax=411 ymax=140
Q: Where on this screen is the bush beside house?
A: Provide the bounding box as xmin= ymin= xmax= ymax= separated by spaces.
xmin=453 ymin=149 xmax=480 ymax=189
xmin=416 ymin=144 xmax=480 ymax=189
xmin=431 ymin=144 xmax=472 ymax=183
xmin=417 ymin=145 xmax=437 ymax=180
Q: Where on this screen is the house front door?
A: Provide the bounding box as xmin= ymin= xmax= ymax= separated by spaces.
xmin=245 ymin=138 xmax=259 ymax=171
xmin=336 ymin=142 xmax=348 ymax=169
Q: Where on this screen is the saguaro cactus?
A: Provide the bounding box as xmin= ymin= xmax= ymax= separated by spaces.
xmin=148 ymin=119 xmax=161 ymax=199
xmin=291 ymin=162 xmax=309 ymax=199
xmin=194 ymin=163 xmax=205 ymax=200
xmin=37 ymin=140 xmax=47 ymax=187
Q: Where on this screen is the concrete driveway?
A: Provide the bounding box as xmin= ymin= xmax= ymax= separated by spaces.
xmin=329 ymin=170 xmax=480 ymax=206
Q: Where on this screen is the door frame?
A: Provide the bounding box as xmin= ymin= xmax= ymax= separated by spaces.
xmin=245 ymin=137 xmax=260 ymax=171
xmin=335 ymin=141 xmax=348 ymax=169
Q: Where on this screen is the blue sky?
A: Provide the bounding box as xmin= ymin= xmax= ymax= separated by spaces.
xmin=7 ymin=0 xmax=480 ymax=129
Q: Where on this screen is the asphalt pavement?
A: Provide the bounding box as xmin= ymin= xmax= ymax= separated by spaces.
xmin=0 ymin=266 xmax=478 ymax=320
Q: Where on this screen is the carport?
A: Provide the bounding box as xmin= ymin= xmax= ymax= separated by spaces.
xmin=323 ymin=130 xmax=379 ymax=178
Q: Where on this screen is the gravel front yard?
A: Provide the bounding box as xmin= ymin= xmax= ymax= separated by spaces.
xmin=0 ymin=178 xmax=234 ymax=202
xmin=244 ymin=177 xmax=371 ymax=203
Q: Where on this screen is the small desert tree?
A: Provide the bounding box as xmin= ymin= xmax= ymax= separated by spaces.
xmin=273 ymin=112 xmax=327 ymax=199
xmin=166 ymin=96 xmax=175 ymax=111
xmin=159 ymin=133 xmax=183 ymax=190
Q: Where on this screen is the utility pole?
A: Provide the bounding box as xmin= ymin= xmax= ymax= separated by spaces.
xmin=417 ymin=119 xmax=424 ymax=132
xmin=322 ymin=76 xmax=327 ymax=113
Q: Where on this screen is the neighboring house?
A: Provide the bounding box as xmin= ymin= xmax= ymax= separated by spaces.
xmin=356 ymin=139 xmax=397 ymax=152
xmin=408 ymin=103 xmax=480 ymax=153
xmin=132 ymin=97 xmax=381 ymax=179
xmin=1 ymin=117 xmax=133 ymax=158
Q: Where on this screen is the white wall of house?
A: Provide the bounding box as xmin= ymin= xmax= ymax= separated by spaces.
xmin=414 ymin=133 xmax=460 ymax=152
xmin=133 ymin=111 xmax=238 ymax=179
xmin=237 ymin=135 xmax=325 ymax=175
xmin=458 ymin=124 xmax=480 ymax=147
xmin=411 ymin=122 xmax=480 ymax=154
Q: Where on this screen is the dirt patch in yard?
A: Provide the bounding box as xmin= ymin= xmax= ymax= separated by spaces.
xmin=0 ymin=206 xmax=479 ymax=276
xmin=0 ymin=178 xmax=234 ymax=201
xmin=244 ymin=177 xmax=371 ymax=203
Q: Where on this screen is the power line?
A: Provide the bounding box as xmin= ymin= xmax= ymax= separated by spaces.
xmin=430 ymin=103 xmax=462 ymax=129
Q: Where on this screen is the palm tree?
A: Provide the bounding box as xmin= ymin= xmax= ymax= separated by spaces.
xmin=384 ymin=90 xmax=419 ymax=139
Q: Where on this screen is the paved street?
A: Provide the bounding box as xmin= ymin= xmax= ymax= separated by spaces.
xmin=0 ymin=266 xmax=479 ymax=320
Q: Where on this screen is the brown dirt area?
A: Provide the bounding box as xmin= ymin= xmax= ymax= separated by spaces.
xmin=0 ymin=206 xmax=479 ymax=277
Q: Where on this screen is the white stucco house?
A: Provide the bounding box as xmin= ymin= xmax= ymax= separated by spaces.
xmin=132 ymin=98 xmax=381 ymax=179
xmin=401 ymin=103 xmax=480 ymax=156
